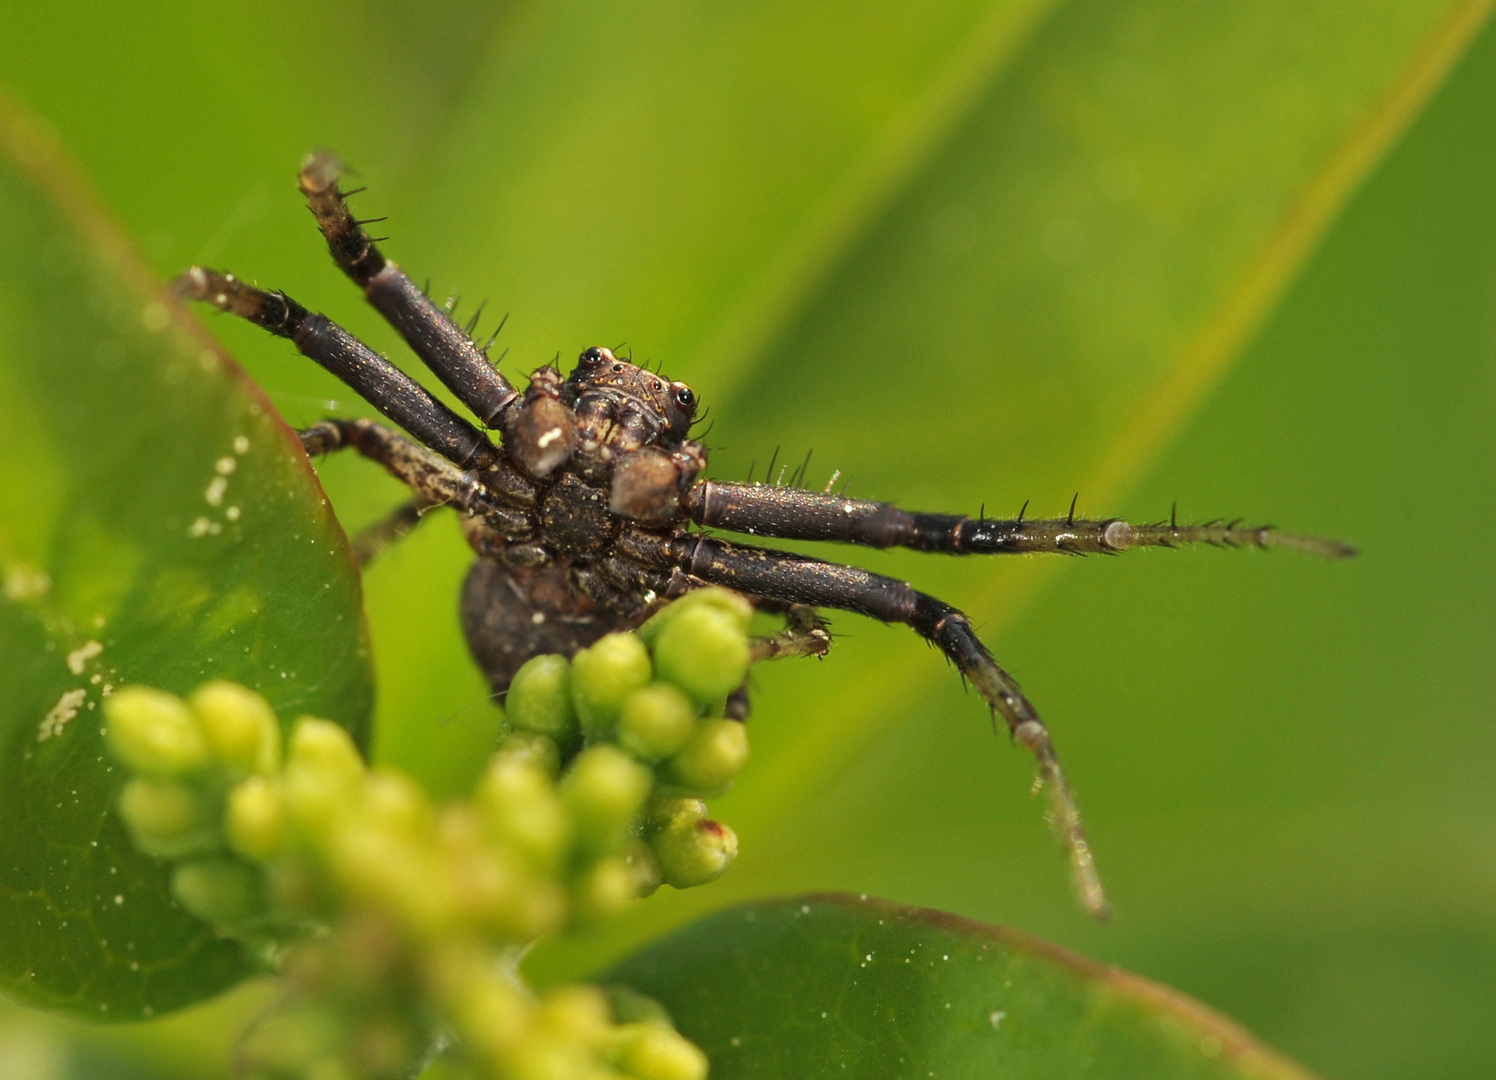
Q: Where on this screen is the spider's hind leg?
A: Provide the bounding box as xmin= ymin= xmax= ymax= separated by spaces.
xmin=670 ymin=533 xmax=1108 ymax=918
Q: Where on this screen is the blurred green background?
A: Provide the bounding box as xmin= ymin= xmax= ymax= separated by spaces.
xmin=1 ymin=1 xmax=1494 ymax=1078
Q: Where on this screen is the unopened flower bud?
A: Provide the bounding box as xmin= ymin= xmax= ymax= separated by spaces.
xmin=649 ymin=815 xmax=738 ymax=889
xmin=105 ymin=687 xmax=209 ymax=776
xmin=639 ymin=588 xmax=753 ymax=643
xmin=616 ymin=1023 xmax=710 ymax=1080
xmin=559 ymin=747 xmax=653 ymax=854
xmin=496 ymin=731 xmax=562 ymax=778
xmin=661 ymin=718 xmax=749 ymax=797
xmin=477 ymin=755 xmax=570 ymax=869
xmin=188 ymin=681 xmax=281 ymax=775
xmin=506 ymin=654 xmax=579 ymax=742
xmin=226 ymin=775 xmax=288 ymax=860
xmin=570 ymin=634 xmax=652 ymax=739
xmin=117 ymin=777 xmax=218 ymax=859
xmin=617 ymin=683 xmax=696 ymax=762
xmin=361 ymin=770 xmax=433 ymax=839
xmin=538 ymin=984 xmax=612 ymax=1047
xmin=572 ymin=856 xmax=641 ymax=924
xmin=171 ymin=858 xmax=263 ymax=927
xmin=651 ymin=605 xmax=749 ymax=707
xmin=283 ymin=718 xmax=365 ymax=834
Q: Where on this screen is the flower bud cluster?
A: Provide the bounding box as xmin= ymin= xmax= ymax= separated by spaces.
xmin=101 ymin=589 xmax=757 ymax=1080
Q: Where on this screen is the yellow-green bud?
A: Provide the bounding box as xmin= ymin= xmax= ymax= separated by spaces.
xmin=361 ymin=770 xmax=433 ymax=839
xmin=171 ymin=858 xmax=263 ymax=927
xmin=477 ymin=755 xmax=570 ymax=869
xmin=283 ymin=718 xmax=365 ymax=834
xmin=538 ymin=984 xmax=612 ymax=1046
xmin=616 ymin=683 xmax=696 ymax=762
xmin=225 ymin=775 xmax=288 ymax=861
xmin=570 ymin=633 xmax=652 ymax=739
xmin=616 ymin=1023 xmax=709 ymax=1080
xmin=604 ymin=985 xmax=675 ymax=1028
xmin=661 ymin=718 xmax=749 ymax=797
xmin=572 ymin=856 xmax=640 ymax=924
xmin=188 ymin=681 xmax=281 ymax=775
xmin=506 ymin=654 xmax=579 ymax=742
xmin=495 ymin=730 xmax=562 ymax=779
xmin=559 ymin=747 xmax=653 ymax=853
xmin=649 ymin=815 xmax=738 ymax=889
xmin=104 ymin=687 xmax=209 ymax=776
xmin=639 ymin=588 xmax=753 ymax=643
xmin=117 ymin=777 xmax=218 ymax=859
xmin=651 ymin=605 xmax=750 ymax=707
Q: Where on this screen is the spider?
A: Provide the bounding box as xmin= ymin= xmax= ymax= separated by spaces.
xmin=175 ymin=154 xmax=1354 ymax=918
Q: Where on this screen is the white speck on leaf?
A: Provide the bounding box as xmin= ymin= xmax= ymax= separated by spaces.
xmin=66 ymin=640 xmax=102 ymax=674
xmin=38 ymin=689 xmax=87 ymax=741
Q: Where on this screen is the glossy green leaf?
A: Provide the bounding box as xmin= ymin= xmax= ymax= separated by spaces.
xmin=608 ymin=894 xmax=1317 ymax=1080
xmin=0 ymin=98 xmax=372 ymax=1019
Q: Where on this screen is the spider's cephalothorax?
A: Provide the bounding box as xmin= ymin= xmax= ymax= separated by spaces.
xmin=176 ymin=154 xmax=1354 ymax=918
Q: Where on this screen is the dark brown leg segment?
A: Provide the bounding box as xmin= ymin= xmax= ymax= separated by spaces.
xmin=176 ymin=267 xmax=498 ymax=471
xmin=671 ymin=534 xmax=1108 ymax=918
xmin=298 ymin=153 xmax=519 ymax=427
xmin=299 ymin=420 xmax=530 ymax=540
xmin=685 ymin=481 xmax=1356 ymax=560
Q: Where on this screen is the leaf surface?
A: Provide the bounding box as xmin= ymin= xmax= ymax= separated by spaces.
xmin=0 ymin=97 xmax=372 ymax=1019
xmin=608 ymin=894 xmax=1319 ymax=1080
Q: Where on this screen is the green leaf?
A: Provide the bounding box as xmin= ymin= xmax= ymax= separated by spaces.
xmin=607 ymin=894 xmax=1317 ymax=1080
xmin=0 ymin=98 xmax=372 ymax=1020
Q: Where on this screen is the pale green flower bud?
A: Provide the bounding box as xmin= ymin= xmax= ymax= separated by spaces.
xmin=638 ymin=587 xmax=753 ymax=643
xmin=616 ymin=1023 xmax=709 ymax=1080
xmin=570 ymin=633 xmax=653 ymax=739
xmin=477 ymin=755 xmax=571 ymax=870
xmin=105 ymin=686 xmax=209 ymax=776
xmin=171 ymin=858 xmax=263 ymax=927
xmin=495 ymin=730 xmax=562 ymax=778
xmin=283 ymin=718 xmax=364 ymax=834
xmin=661 ymin=718 xmax=749 ymax=797
xmin=225 ymin=775 xmax=288 ymax=861
xmin=616 ymin=683 xmax=696 ymax=762
xmin=572 ymin=856 xmax=640 ymax=924
xmin=361 ymin=770 xmax=433 ymax=840
xmin=651 ymin=605 xmax=749 ymax=707
xmin=560 ymin=746 xmax=653 ymax=853
xmin=116 ymin=777 xmax=218 ymax=859
xmin=648 ymin=815 xmax=738 ymax=889
xmin=188 ymin=680 xmax=281 ymax=775
xmin=506 ymin=654 xmax=580 ymax=742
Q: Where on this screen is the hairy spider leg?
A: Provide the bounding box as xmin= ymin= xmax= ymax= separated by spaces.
xmin=349 ymin=500 xmax=429 ymax=568
xmin=299 ymin=419 xmax=531 ymax=539
xmin=298 ymin=153 xmax=520 ymax=427
xmin=687 ymin=481 xmax=1357 ymax=560
xmin=668 ymin=533 xmax=1108 ymax=918
xmin=174 ymin=268 xmax=498 ymax=471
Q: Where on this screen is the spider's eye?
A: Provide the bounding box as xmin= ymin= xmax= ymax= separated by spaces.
xmin=581 ymin=347 xmax=604 ymax=364
xmin=675 ymin=387 xmax=695 ymax=408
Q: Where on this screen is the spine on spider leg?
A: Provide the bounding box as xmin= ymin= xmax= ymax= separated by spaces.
xmin=297 ymin=153 xmax=520 ymax=426
xmin=173 ymin=267 xmax=497 ymax=471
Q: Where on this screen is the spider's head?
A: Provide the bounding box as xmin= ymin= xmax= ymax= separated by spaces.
xmin=567 ymin=346 xmax=697 ymax=443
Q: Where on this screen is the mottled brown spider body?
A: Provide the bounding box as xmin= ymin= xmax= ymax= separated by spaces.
xmin=176 ymin=154 xmax=1353 ymax=917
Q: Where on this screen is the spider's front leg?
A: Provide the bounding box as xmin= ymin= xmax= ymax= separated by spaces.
xmin=664 ymin=534 xmax=1108 ymax=918
xmin=685 ymin=481 xmax=1356 ymax=559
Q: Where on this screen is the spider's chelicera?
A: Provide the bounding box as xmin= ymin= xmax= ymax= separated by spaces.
xmin=176 ymin=154 xmax=1354 ymax=918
